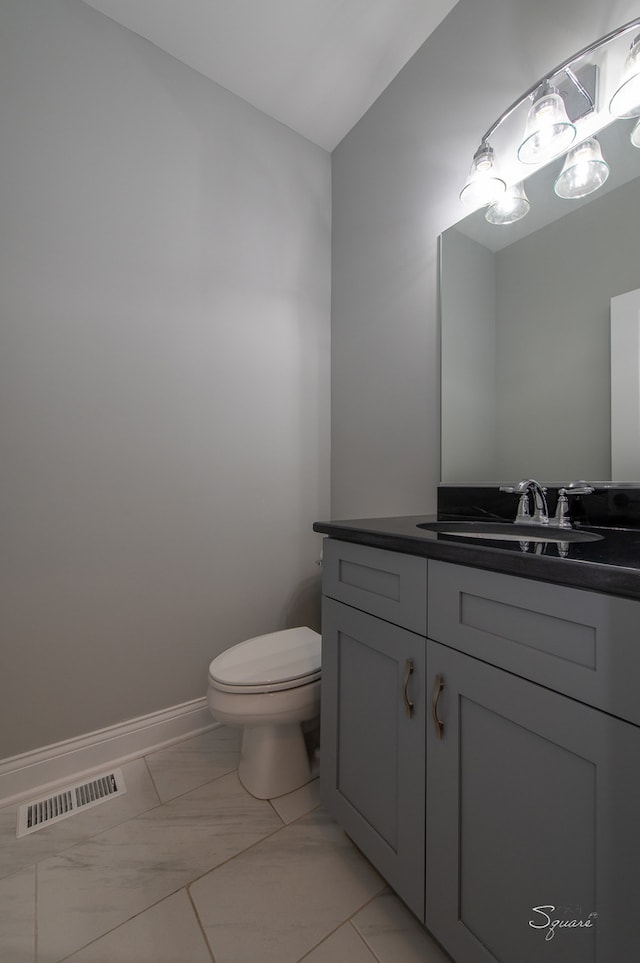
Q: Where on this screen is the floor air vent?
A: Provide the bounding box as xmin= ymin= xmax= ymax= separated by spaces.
xmin=16 ymin=768 xmax=127 ymax=838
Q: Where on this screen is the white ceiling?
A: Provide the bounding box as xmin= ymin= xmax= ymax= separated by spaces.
xmin=81 ymin=0 xmax=458 ymax=151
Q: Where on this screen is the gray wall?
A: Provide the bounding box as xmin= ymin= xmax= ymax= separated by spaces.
xmin=331 ymin=0 xmax=638 ymax=517
xmin=1 ymin=0 xmax=331 ymax=759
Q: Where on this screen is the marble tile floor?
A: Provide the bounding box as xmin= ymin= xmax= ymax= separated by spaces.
xmin=0 ymin=726 xmax=452 ymax=963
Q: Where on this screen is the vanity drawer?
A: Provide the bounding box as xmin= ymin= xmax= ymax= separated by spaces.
xmin=323 ymin=539 xmax=427 ymax=635
xmin=427 ymin=560 xmax=640 ymax=726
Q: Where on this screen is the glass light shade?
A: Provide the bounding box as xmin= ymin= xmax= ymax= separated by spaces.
xmin=609 ymin=34 xmax=640 ymax=118
xmin=631 ymin=118 xmax=640 ymax=148
xmin=459 ymin=144 xmax=506 ymax=208
xmin=485 ymin=183 xmax=530 ymax=225
xmin=517 ymin=83 xmax=576 ymax=164
xmin=554 ymin=137 xmax=610 ymax=199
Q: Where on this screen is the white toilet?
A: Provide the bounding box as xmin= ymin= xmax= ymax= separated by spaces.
xmin=206 ymin=626 xmax=322 ymax=799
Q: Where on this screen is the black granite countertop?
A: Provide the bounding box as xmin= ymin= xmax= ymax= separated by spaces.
xmin=312 ymin=513 xmax=640 ymax=602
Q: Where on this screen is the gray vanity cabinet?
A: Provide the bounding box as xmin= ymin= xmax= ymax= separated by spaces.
xmin=426 ymin=560 xmax=640 ymax=963
xmin=319 ymin=542 xmax=640 ymax=962
xmin=320 ymin=540 xmax=427 ymax=920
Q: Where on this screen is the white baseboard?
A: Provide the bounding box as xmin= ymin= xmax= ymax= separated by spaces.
xmin=0 ymin=698 xmax=216 ymax=808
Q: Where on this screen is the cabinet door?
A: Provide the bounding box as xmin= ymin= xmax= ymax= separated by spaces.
xmin=321 ymin=597 xmax=426 ymax=919
xmin=426 ymin=640 xmax=640 ymax=963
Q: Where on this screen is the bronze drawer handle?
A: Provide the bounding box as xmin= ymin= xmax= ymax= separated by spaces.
xmin=402 ymin=659 xmax=415 ymax=719
xmin=432 ymin=674 xmax=444 ymax=739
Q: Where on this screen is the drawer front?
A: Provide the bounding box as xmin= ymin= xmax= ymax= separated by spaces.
xmin=428 ymin=559 xmax=640 ymax=725
xmin=322 ymin=539 xmax=427 ymax=635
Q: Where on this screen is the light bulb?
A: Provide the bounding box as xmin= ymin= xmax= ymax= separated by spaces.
xmin=459 ymin=143 xmax=506 ymax=209
xmin=518 ymin=83 xmax=576 ymax=164
xmin=554 ymin=137 xmax=609 ymax=199
xmin=485 ymin=183 xmax=530 ymax=225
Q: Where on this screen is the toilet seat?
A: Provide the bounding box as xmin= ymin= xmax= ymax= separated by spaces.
xmin=208 ymin=627 xmax=321 ymax=694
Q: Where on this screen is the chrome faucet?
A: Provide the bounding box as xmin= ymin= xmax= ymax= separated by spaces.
xmin=499 ymin=478 xmax=549 ymax=525
xmin=500 ymin=478 xmax=595 ymax=528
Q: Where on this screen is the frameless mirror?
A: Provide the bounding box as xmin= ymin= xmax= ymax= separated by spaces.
xmin=440 ymin=117 xmax=640 ymax=483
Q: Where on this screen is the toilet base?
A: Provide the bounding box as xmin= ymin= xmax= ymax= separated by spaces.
xmin=238 ymin=723 xmax=313 ymax=799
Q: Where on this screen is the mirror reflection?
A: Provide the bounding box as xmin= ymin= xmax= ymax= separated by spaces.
xmin=440 ymin=118 xmax=640 ymax=483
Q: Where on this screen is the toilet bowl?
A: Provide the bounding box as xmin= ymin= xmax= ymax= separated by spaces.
xmin=207 ymin=626 xmax=321 ymax=799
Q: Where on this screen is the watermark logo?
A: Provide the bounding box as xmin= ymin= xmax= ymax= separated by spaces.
xmin=529 ymin=905 xmax=598 ymax=941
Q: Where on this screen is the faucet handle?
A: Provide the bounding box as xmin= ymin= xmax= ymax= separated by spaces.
xmin=499 ymin=484 xmax=533 ymax=523
xmin=552 ymin=482 xmax=594 ymax=528
xmin=561 ymin=480 xmax=595 ymax=496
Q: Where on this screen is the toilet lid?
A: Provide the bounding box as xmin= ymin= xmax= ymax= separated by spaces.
xmin=208 ymin=627 xmax=322 ymax=693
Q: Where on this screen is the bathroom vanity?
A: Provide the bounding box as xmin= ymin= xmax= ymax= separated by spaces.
xmin=314 ymin=496 xmax=640 ymax=963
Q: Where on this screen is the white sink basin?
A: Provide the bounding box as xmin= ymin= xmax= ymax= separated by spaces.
xmin=417 ymin=521 xmax=603 ymax=544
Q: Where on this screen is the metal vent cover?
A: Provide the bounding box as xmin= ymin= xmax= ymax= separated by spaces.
xmin=16 ymin=768 xmax=127 ymax=837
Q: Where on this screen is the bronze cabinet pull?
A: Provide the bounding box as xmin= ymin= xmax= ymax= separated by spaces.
xmin=402 ymin=659 xmax=415 ymax=719
xmin=432 ymin=674 xmax=445 ymax=739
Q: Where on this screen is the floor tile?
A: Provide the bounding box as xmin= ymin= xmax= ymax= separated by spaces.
xmin=64 ymin=889 xmax=212 ymax=963
xmin=0 ymin=866 xmax=35 ymax=963
xmin=36 ymin=772 xmax=281 ymax=962
xmin=145 ymin=726 xmax=241 ymax=802
xmin=0 ymin=728 xmax=452 ymax=963
xmin=269 ymin=777 xmax=321 ymax=824
xmin=300 ymin=922 xmax=379 ymax=962
xmin=352 ymin=891 xmax=453 ymax=963
xmin=0 ymin=758 xmax=159 ymax=881
xmin=190 ymin=808 xmax=385 ymax=963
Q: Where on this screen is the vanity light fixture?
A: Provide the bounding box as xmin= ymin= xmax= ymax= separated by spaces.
xmin=461 ymin=16 xmax=640 ymax=220
xmin=554 ymin=137 xmax=610 ymax=199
